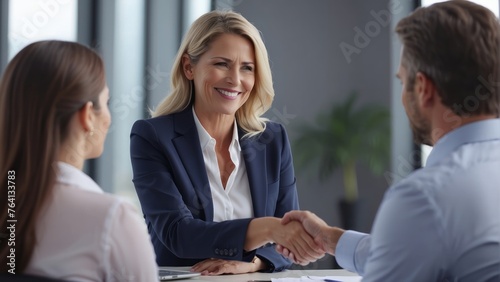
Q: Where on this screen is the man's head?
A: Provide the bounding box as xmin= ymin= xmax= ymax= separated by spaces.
xmin=395 ymin=0 xmax=500 ymax=144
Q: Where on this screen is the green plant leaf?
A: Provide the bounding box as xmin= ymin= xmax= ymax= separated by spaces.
xmin=292 ymin=92 xmax=390 ymax=200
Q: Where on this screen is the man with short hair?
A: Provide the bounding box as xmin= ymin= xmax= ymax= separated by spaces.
xmin=278 ymin=1 xmax=500 ymax=281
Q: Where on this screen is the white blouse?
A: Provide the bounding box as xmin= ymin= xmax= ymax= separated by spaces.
xmin=25 ymin=162 xmax=159 ymax=282
xmin=192 ymin=108 xmax=254 ymax=222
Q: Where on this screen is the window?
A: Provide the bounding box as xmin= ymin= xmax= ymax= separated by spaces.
xmin=182 ymin=0 xmax=211 ymax=35
xmin=8 ymin=0 xmax=77 ymax=59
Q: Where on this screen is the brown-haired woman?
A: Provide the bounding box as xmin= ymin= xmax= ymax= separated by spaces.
xmin=0 ymin=40 xmax=158 ymax=281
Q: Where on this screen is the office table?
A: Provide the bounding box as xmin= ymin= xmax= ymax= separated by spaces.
xmin=160 ymin=267 xmax=360 ymax=282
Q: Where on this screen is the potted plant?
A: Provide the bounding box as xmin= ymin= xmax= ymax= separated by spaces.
xmin=292 ymin=92 xmax=390 ymax=230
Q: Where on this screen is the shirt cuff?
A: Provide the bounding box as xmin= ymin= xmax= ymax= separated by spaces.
xmin=335 ymin=230 xmax=368 ymax=273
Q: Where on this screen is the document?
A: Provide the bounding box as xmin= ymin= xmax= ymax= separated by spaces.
xmin=271 ymin=275 xmax=362 ymax=282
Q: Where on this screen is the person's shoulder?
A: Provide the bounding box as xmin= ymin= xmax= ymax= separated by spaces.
xmin=263 ymin=120 xmax=286 ymax=133
xmin=68 ymin=187 xmax=139 ymax=224
xmin=245 ymin=121 xmax=286 ymax=141
xmin=133 ymin=114 xmax=174 ymax=128
xmin=241 ymin=121 xmax=289 ymax=149
xmin=54 ymin=183 xmax=127 ymax=220
xmin=132 ymin=109 xmax=192 ymax=133
xmin=387 ymin=160 xmax=456 ymax=203
xmin=391 ymin=165 xmax=440 ymax=187
xmin=131 ymin=114 xmax=179 ymax=139
xmin=393 ymin=140 xmax=496 ymax=193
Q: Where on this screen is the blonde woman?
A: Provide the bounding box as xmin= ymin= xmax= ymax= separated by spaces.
xmin=130 ymin=10 xmax=322 ymax=275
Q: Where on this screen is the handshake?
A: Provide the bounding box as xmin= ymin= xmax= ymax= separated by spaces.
xmin=271 ymin=210 xmax=345 ymax=265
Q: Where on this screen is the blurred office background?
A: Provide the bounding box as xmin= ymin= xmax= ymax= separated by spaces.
xmin=1 ymin=0 xmax=498 ymax=269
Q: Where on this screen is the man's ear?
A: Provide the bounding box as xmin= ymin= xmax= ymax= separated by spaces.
xmin=182 ymin=54 xmax=194 ymax=80
xmin=78 ymin=101 xmax=95 ymax=134
xmin=415 ymin=72 xmax=438 ymax=108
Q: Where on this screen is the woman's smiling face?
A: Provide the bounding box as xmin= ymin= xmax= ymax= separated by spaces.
xmin=184 ymin=33 xmax=255 ymax=118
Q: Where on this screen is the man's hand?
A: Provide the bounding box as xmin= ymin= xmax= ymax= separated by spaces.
xmin=280 ymin=210 xmax=344 ymax=256
xmin=271 ymin=220 xmax=325 ymax=265
xmin=245 ymin=217 xmax=324 ymax=266
xmin=190 ymin=257 xmax=263 ymax=275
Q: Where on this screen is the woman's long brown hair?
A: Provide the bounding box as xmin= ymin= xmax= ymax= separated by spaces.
xmin=0 ymin=40 xmax=106 ymax=273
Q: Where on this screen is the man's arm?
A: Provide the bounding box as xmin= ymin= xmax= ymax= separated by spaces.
xmin=277 ymin=210 xmax=371 ymax=274
xmin=359 ymin=184 xmax=445 ymax=281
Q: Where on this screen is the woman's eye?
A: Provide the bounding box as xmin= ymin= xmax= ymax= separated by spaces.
xmin=215 ymin=62 xmax=228 ymax=67
xmin=242 ymin=65 xmax=253 ymax=71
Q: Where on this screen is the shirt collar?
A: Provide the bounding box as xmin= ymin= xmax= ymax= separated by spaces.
xmin=230 ymin=120 xmax=241 ymax=152
xmin=192 ymin=106 xmax=241 ymax=151
xmin=56 ymin=161 xmax=103 ymax=194
xmin=426 ymin=118 xmax=500 ymax=166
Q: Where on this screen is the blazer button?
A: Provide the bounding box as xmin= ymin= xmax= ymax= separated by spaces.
xmin=229 ymin=249 xmax=233 ymax=256
xmin=215 ymin=248 xmax=219 ymax=255
xmin=224 ymin=249 xmax=229 ymax=255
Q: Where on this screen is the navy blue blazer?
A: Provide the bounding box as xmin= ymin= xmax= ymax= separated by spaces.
xmin=130 ymin=107 xmax=299 ymax=272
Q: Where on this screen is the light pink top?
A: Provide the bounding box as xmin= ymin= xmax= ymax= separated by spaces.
xmin=25 ymin=162 xmax=159 ymax=282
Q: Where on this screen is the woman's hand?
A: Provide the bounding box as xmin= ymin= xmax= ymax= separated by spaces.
xmin=245 ymin=217 xmax=324 ymax=265
xmin=275 ymin=210 xmax=345 ymax=263
xmin=272 ymin=220 xmax=325 ymax=265
xmin=191 ymin=257 xmax=264 ymax=275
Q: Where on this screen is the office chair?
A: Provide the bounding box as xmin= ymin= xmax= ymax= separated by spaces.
xmin=0 ymin=273 xmax=70 ymax=282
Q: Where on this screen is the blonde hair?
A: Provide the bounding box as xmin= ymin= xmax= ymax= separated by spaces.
xmin=152 ymin=10 xmax=274 ymax=137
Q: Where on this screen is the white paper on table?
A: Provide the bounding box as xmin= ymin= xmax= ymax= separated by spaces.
xmin=271 ymin=275 xmax=362 ymax=282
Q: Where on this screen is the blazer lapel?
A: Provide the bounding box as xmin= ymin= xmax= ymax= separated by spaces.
xmin=239 ymin=128 xmax=268 ymax=217
xmin=172 ymin=108 xmax=214 ymax=221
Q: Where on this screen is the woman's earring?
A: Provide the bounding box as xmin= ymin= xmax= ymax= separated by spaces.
xmin=88 ymin=128 xmax=95 ymax=137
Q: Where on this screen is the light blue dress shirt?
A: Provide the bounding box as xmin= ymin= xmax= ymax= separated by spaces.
xmin=336 ymin=119 xmax=500 ymax=281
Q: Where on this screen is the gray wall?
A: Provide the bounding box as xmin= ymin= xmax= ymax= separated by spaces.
xmin=231 ymin=0 xmax=409 ymax=269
